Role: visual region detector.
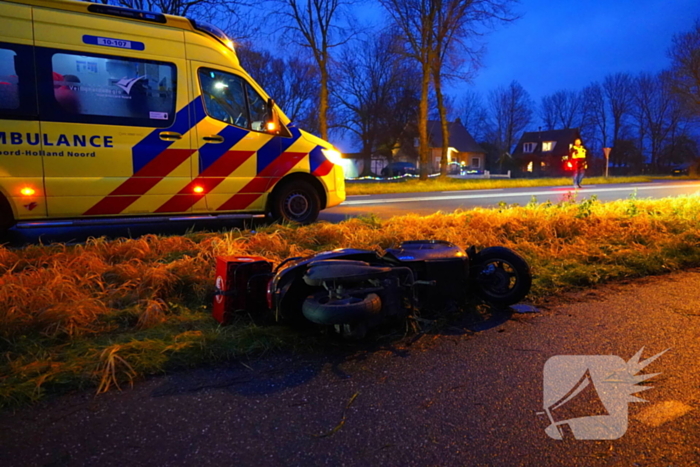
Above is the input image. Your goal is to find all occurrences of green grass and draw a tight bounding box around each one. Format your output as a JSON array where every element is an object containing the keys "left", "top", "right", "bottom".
[
  {"left": 346, "top": 175, "right": 693, "bottom": 196},
  {"left": 3, "top": 193, "right": 700, "bottom": 407}
]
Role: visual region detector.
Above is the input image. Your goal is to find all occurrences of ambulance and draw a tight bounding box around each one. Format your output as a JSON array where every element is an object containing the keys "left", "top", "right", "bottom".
[{"left": 0, "top": 0, "right": 346, "bottom": 233}]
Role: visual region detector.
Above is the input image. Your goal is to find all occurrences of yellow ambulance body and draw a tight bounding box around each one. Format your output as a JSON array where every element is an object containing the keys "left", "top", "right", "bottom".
[{"left": 0, "top": 0, "right": 345, "bottom": 232}]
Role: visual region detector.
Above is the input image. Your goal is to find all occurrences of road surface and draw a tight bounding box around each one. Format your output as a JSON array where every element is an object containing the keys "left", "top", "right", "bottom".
[
  {"left": 3, "top": 180, "right": 699, "bottom": 245},
  {"left": 1, "top": 270, "right": 698, "bottom": 466},
  {"left": 319, "top": 180, "right": 700, "bottom": 222}
]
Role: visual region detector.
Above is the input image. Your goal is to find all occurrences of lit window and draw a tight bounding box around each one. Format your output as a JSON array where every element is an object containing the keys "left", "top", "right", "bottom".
[
  {"left": 523, "top": 142, "right": 536, "bottom": 153},
  {"left": 542, "top": 141, "right": 556, "bottom": 152},
  {"left": 526, "top": 161, "right": 533, "bottom": 172}
]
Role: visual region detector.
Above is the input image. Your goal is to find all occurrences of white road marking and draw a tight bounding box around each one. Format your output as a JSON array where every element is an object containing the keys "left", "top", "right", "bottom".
[
  {"left": 342, "top": 184, "right": 700, "bottom": 206},
  {"left": 440, "top": 189, "right": 505, "bottom": 194}
]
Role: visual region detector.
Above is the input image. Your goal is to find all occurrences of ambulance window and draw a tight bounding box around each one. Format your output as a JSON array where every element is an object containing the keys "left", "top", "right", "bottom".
[
  {"left": 0, "top": 44, "right": 37, "bottom": 119},
  {"left": 246, "top": 85, "right": 268, "bottom": 132},
  {"left": 199, "top": 69, "right": 249, "bottom": 128},
  {"left": 37, "top": 49, "right": 176, "bottom": 127},
  {"left": 0, "top": 49, "right": 19, "bottom": 110}
]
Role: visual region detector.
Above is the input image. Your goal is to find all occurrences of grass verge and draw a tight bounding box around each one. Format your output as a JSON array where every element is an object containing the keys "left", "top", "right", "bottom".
[
  {"left": 2, "top": 193, "right": 700, "bottom": 407},
  {"left": 345, "top": 175, "right": 693, "bottom": 196}
]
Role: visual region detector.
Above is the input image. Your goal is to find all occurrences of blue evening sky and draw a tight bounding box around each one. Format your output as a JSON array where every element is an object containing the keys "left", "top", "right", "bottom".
[
  {"left": 462, "top": 0, "right": 700, "bottom": 104},
  {"left": 336, "top": 1, "right": 700, "bottom": 151},
  {"left": 353, "top": 0, "right": 700, "bottom": 107}
]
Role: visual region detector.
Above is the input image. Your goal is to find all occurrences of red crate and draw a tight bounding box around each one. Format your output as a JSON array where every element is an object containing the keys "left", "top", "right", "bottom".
[{"left": 213, "top": 256, "right": 273, "bottom": 324}]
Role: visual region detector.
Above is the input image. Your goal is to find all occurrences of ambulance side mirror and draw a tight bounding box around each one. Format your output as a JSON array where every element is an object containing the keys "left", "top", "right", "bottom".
[{"left": 266, "top": 98, "right": 280, "bottom": 134}]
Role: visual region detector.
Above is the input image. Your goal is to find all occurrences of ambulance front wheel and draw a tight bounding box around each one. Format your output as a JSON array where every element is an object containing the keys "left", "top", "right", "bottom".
[{"left": 270, "top": 180, "right": 320, "bottom": 224}]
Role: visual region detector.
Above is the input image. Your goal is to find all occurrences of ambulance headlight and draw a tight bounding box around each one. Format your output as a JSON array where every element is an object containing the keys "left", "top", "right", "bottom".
[{"left": 322, "top": 148, "right": 343, "bottom": 165}]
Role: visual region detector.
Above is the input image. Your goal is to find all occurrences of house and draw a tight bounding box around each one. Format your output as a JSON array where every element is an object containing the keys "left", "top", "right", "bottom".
[
  {"left": 426, "top": 119, "right": 486, "bottom": 173},
  {"left": 512, "top": 128, "right": 583, "bottom": 176}
]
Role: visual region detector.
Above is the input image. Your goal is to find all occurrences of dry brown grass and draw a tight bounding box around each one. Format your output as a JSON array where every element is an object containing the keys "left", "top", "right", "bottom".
[
  {"left": 345, "top": 175, "right": 670, "bottom": 196},
  {"left": 2, "top": 195, "right": 700, "bottom": 343},
  {"left": 2, "top": 193, "right": 700, "bottom": 406}
]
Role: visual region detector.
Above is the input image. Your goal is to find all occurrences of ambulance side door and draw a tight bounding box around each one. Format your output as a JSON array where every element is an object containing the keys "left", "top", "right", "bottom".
[
  {"left": 33, "top": 9, "right": 193, "bottom": 218},
  {"left": 189, "top": 64, "right": 279, "bottom": 213},
  {"left": 0, "top": 3, "right": 46, "bottom": 221}
]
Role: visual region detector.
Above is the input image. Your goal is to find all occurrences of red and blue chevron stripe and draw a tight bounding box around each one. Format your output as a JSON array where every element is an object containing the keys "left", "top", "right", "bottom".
[{"left": 84, "top": 99, "right": 204, "bottom": 216}]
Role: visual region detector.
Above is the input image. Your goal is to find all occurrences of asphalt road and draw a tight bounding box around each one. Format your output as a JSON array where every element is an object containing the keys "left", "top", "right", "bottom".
[
  {"left": 2, "top": 270, "right": 698, "bottom": 466},
  {"left": 319, "top": 180, "right": 700, "bottom": 222},
  {"left": 4, "top": 180, "right": 700, "bottom": 246}
]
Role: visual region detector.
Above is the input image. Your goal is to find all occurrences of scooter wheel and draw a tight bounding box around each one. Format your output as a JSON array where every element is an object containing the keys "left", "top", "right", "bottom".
[
  {"left": 302, "top": 292, "right": 381, "bottom": 325},
  {"left": 472, "top": 247, "right": 532, "bottom": 307}
]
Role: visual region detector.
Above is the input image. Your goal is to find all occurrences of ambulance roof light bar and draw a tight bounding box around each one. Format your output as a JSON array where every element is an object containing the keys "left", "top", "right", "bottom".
[{"left": 87, "top": 4, "right": 167, "bottom": 24}]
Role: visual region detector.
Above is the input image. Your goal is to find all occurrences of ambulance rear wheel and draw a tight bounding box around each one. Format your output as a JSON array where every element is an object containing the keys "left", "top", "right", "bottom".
[{"left": 270, "top": 181, "right": 320, "bottom": 224}]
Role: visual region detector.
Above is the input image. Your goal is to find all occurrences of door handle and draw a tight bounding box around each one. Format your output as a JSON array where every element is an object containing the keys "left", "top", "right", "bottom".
[
  {"left": 203, "top": 135, "right": 225, "bottom": 143},
  {"left": 159, "top": 132, "right": 182, "bottom": 141}
]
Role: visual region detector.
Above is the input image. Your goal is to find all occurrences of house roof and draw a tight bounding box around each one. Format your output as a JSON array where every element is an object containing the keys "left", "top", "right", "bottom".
[
  {"left": 512, "top": 128, "right": 582, "bottom": 158},
  {"left": 427, "top": 120, "right": 485, "bottom": 154}
]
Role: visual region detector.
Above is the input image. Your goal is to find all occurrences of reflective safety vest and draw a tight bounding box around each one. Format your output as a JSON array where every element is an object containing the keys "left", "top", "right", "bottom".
[{"left": 570, "top": 144, "right": 587, "bottom": 160}]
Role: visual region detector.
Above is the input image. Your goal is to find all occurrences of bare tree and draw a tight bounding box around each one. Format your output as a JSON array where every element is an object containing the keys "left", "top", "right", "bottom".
[
  {"left": 91, "top": 0, "right": 258, "bottom": 40},
  {"left": 93, "top": 0, "right": 222, "bottom": 16},
  {"left": 381, "top": 0, "right": 516, "bottom": 177},
  {"left": 272, "top": 0, "right": 353, "bottom": 140},
  {"left": 632, "top": 72, "right": 687, "bottom": 169},
  {"left": 668, "top": 19, "right": 700, "bottom": 116},
  {"left": 581, "top": 83, "right": 608, "bottom": 148},
  {"left": 379, "top": 0, "right": 436, "bottom": 179},
  {"left": 603, "top": 73, "right": 634, "bottom": 148},
  {"left": 613, "top": 139, "right": 645, "bottom": 172},
  {"left": 578, "top": 74, "right": 634, "bottom": 167},
  {"left": 539, "top": 90, "right": 581, "bottom": 130},
  {"left": 237, "top": 46, "right": 319, "bottom": 128},
  {"left": 660, "top": 134, "right": 699, "bottom": 166},
  {"left": 457, "top": 89, "right": 489, "bottom": 142},
  {"left": 539, "top": 94, "right": 558, "bottom": 131},
  {"left": 433, "top": 1, "right": 516, "bottom": 175},
  {"left": 487, "top": 80, "right": 533, "bottom": 157},
  {"left": 334, "top": 32, "right": 420, "bottom": 176}
]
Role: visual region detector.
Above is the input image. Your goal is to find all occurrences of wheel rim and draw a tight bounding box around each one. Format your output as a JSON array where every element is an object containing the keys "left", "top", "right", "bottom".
[
  {"left": 478, "top": 260, "right": 518, "bottom": 296},
  {"left": 284, "top": 191, "right": 310, "bottom": 219}
]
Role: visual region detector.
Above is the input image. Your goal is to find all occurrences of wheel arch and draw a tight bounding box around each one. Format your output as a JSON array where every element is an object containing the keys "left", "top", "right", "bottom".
[{"left": 267, "top": 172, "right": 328, "bottom": 212}]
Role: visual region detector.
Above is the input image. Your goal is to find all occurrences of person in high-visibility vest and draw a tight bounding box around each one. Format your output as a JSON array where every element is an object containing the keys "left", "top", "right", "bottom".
[{"left": 565, "top": 138, "right": 587, "bottom": 188}]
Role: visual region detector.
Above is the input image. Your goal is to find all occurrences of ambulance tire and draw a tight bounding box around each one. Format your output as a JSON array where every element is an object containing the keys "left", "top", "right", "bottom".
[
  {"left": 270, "top": 180, "right": 320, "bottom": 225},
  {"left": 0, "top": 194, "right": 14, "bottom": 234}
]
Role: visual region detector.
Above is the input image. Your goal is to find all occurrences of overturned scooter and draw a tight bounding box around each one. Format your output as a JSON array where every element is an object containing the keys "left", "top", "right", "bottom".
[{"left": 214, "top": 240, "right": 532, "bottom": 339}]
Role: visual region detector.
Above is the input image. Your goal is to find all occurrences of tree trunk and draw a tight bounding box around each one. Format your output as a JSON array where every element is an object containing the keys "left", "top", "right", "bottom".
[
  {"left": 418, "top": 61, "right": 431, "bottom": 180},
  {"left": 319, "top": 60, "right": 329, "bottom": 140},
  {"left": 433, "top": 69, "right": 449, "bottom": 177},
  {"left": 361, "top": 139, "right": 373, "bottom": 177}
]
